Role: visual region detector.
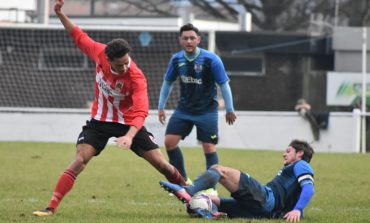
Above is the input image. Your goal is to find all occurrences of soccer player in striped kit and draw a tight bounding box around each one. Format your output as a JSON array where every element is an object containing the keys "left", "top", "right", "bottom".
[
  {"left": 33, "top": 0, "right": 186, "bottom": 216},
  {"left": 158, "top": 23, "right": 237, "bottom": 190}
]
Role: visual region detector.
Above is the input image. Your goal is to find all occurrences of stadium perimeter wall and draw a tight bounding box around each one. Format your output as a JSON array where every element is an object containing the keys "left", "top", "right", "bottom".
[{"left": 0, "top": 109, "right": 360, "bottom": 153}]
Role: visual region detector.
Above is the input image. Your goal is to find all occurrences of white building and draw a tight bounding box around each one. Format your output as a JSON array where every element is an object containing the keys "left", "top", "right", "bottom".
[{"left": 0, "top": 0, "right": 37, "bottom": 23}]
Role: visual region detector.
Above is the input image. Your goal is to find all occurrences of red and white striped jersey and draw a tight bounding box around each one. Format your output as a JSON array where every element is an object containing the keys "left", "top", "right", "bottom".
[{"left": 70, "top": 26, "right": 148, "bottom": 129}]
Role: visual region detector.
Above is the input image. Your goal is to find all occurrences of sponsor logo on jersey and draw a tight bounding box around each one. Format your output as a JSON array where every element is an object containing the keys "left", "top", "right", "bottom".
[
  {"left": 194, "top": 63, "right": 203, "bottom": 73},
  {"left": 97, "top": 75, "right": 126, "bottom": 99},
  {"left": 178, "top": 62, "right": 186, "bottom": 67},
  {"left": 115, "top": 81, "right": 124, "bottom": 92},
  {"left": 180, "top": 75, "right": 202, "bottom": 84}
]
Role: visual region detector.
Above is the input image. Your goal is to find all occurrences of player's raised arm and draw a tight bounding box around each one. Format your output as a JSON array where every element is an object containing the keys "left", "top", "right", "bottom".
[{"left": 54, "top": 0, "right": 75, "bottom": 33}]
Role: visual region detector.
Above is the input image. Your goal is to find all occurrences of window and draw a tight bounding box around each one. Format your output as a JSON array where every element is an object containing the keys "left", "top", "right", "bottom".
[{"left": 221, "top": 54, "right": 265, "bottom": 76}]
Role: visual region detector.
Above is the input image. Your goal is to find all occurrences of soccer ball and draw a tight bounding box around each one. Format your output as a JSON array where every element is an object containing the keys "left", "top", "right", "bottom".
[{"left": 189, "top": 192, "right": 213, "bottom": 212}]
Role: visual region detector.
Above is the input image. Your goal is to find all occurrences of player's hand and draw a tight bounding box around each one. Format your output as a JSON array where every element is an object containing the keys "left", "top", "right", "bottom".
[
  {"left": 115, "top": 135, "right": 133, "bottom": 150},
  {"left": 225, "top": 112, "right": 236, "bottom": 125},
  {"left": 284, "top": 209, "right": 301, "bottom": 222},
  {"left": 54, "top": 0, "right": 64, "bottom": 14},
  {"left": 158, "top": 109, "right": 166, "bottom": 125}
]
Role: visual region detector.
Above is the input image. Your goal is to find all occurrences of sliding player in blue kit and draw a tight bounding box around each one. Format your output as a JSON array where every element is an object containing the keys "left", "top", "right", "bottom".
[
  {"left": 160, "top": 139, "right": 315, "bottom": 222},
  {"left": 158, "top": 23, "right": 237, "bottom": 189}
]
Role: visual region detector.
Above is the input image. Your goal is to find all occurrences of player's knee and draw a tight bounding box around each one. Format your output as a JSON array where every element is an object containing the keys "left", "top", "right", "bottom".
[
  {"left": 202, "top": 143, "right": 216, "bottom": 153},
  {"left": 164, "top": 141, "right": 177, "bottom": 150},
  {"left": 209, "top": 164, "right": 223, "bottom": 172},
  {"left": 164, "top": 135, "right": 181, "bottom": 149},
  {"left": 75, "top": 154, "right": 89, "bottom": 166},
  {"left": 69, "top": 156, "right": 88, "bottom": 174}
]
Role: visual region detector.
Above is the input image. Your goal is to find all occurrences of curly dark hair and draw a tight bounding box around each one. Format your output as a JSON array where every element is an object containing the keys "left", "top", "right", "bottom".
[
  {"left": 179, "top": 23, "right": 200, "bottom": 36},
  {"left": 289, "top": 139, "right": 315, "bottom": 163},
  {"left": 104, "top": 39, "right": 131, "bottom": 61}
]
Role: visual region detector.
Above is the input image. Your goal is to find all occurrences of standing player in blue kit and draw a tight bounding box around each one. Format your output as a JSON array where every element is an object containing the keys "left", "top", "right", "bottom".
[{"left": 158, "top": 23, "right": 237, "bottom": 189}]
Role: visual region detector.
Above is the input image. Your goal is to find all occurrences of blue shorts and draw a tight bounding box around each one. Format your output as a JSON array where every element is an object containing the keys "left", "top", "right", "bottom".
[
  {"left": 165, "top": 109, "right": 218, "bottom": 144},
  {"left": 219, "top": 172, "right": 275, "bottom": 219}
]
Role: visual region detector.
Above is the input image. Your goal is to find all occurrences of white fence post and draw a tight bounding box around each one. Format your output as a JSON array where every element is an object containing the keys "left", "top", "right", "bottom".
[{"left": 353, "top": 108, "right": 362, "bottom": 153}]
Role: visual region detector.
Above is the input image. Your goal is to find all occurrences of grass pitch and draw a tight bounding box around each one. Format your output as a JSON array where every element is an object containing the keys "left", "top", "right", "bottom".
[{"left": 0, "top": 141, "right": 370, "bottom": 223}]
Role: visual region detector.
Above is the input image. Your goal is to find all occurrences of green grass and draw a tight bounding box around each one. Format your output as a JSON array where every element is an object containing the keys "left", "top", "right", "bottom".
[{"left": 1, "top": 141, "right": 370, "bottom": 223}]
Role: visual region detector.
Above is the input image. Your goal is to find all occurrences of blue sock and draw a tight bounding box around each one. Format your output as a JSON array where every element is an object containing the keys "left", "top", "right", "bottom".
[
  {"left": 186, "top": 168, "right": 221, "bottom": 196},
  {"left": 167, "top": 147, "right": 187, "bottom": 179},
  {"left": 205, "top": 152, "right": 219, "bottom": 170}
]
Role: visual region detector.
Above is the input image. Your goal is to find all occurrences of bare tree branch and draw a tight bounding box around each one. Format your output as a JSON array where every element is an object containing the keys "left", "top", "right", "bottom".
[
  {"left": 90, "top": 0, "right": 369, "bottom": 31},
  {"left": 123, "top": 0, "right": 174, "bottom": 16},
  {"left": 215, "top": 0, "right": 239, "bottom": 20},
  {"left": 190, "top": 0, "right": 228, "bottom": 19}
]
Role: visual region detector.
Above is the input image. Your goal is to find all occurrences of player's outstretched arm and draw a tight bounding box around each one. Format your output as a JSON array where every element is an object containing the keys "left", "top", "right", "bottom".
[
  {"left": 54, "top": 0, "right": 75, "bottom": 33},
  {"left": 220, "top": 82, "right": 236, "bottom": 125},
  {"left": 283, "top": 209, "right": 301, "bottom": 222},
  {"left": 284, "top": 183, "right": 314, "bottom": 222},
  {"left": 225, "top": 112, "right": 236, "bottom": 125},
  {"left": 115, "top": 126, "right": 138, "bottom": 150},
  {"left": 158, "top": 80, "right": 174, "bottom": 125},
  {"left": 158, "top": 109, "right": 166, "bottom": 125}
]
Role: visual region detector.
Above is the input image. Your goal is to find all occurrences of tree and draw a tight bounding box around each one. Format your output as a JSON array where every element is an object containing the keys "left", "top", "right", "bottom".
[
  {"left": 340, "top": 0, "right": 370, "bottom": 26},
  {"left": 83, "top": 0, "right": 370, "bottom": 31}
]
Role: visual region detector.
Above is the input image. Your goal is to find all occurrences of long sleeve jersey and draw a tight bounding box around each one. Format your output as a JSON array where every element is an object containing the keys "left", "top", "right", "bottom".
[{"left": 70, "top": 26, "right": 148, "bottom": 129}]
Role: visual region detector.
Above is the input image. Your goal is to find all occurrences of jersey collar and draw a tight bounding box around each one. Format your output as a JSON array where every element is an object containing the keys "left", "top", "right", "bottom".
[{"left": 184, "top": 47, "right": 201, "bottom": 62}]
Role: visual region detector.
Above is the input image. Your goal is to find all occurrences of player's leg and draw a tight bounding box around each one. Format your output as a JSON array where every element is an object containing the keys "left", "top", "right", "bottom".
[
  {"left": 32, "top": 144, "right": 97, "bottom": 216},
  {"left": 218, "top": 197, "right": 258, "bottom": 218},
  {"left": 164, "top": 111, "right": 193, "bottom": 180},
  {"left": 195, "top": 111, "right": 219, "bottom": 170},
  {"left": 164, "top": 134, "right": 184, "bottom": 176},
  {"left": 158, "top": 167, "right": 222, "bottom": 204},
  {"left": 140, "top": 148, "right": 187, "bottom": 186},
  {"left": 210, "top": 165, "right": 241, "bottom": 193},
  {"left": 158, "top": 165, "right": 224, "bottom": 203},
  {"left": 202, "top": 143, "right": 218, "bottom": 169},
  {"left": 184, "top": 167, "right": 222, "bottom": 195},
  {"left": 33, "top": 119, "right": 109, "bottom": 216},
  {"left": 214, "top": 165, "right": 274, "bottom": 217},
  {"left": 188, "top": 165, "right": 273, "bottom": 218},
  {"left": 49, "top": 144, "right": 96, "bottom": 210},
  {"left": 132, "top": 127, "right": 187, "bottom": 186},
  {"left": 192, "top": 111, "right": 218, "bottom": 194}
]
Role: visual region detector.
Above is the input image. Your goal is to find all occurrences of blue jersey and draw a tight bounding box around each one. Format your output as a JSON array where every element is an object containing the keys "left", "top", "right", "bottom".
[
  {"left": 164, "top": 48, "right": 229, "bottom": 114},
  {"left": 266, "top": 160, "right": 314, "bottom": 216}
]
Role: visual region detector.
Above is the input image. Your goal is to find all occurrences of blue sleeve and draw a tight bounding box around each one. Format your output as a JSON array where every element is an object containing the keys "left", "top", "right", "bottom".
[
  {"left": 158, "top": 80, "right": 174, "bottom": 110},
  {"left": 210, "top": 54, "right": 229, "bottom": 84},
  {"left": 220, "top": 82, "right": 235, "bottom": 112},
  {"left": 293, "top": 161, "right": 314, "bottom": 216},
  {"left": 164, "top": 55, "right": 178, "bottom": 82},
  {"left": 294, "top": 183, "right": 314, "bottom": 215},
  {"left": 294, "top": 161, "right": 314, "bottom": 181}
]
